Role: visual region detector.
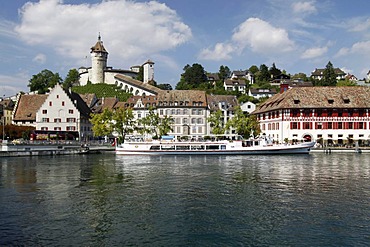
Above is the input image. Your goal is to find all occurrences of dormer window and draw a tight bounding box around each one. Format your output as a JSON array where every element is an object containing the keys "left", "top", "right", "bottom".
[
  {"left": 328, "top": 99, "right": 334, "bottom": 104},
  {"left": 343, "top": 98, "right": 350, "bottom": 104}
]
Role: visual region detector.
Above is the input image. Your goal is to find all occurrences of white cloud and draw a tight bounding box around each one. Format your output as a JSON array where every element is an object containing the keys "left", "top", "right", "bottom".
[
  {"left": 198, "top": 43, "right": 235, "bottom": 61},
  {"left": 15, "top": 0, "right": 192, "bottom": 62},
  {"left": 197, "top": 17, "right": 294, "bottom": 61},
  {"left": 232, "top": 18, "right": 295, "bottom": 54},
  {"left": 0, "top": 73, "right": 29, "bottom": 96},
  {"left": 301, "top": 46, "right": 328, "bottom": 59},
  {"left": 291, "top": 1, "right": 317, "bottom": 15},
  {"left": 348, "top": 18, "right": 370, "bottom": 32},
  {"left": 32, "top": 53, "right": 46, "bottom": 64},
  {"left": 336, "top": 41, "right": 370, "bottom": 57}
]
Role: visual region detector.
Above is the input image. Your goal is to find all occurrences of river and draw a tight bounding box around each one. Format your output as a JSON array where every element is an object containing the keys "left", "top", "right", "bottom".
[{"left": 0, "top": 153, "right": 369, "bottom": 246}]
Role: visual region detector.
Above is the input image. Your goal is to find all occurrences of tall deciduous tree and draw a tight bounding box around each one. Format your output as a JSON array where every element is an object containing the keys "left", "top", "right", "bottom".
[
  {"left": 90, "top": 108, "right": 136, "bottom": 142},
  {"left": 63, "top": 69, "right": 80, "bottom": 89},
  {"left": 176, "top": 63, "right": 207, "bottom": 89},
  {"left": 208, "top": 110, "right": 225, "bottom": 135},
  {"left": 218, "top": 65, "right": 231, "bottom": 81},
  {"left": 28, "top": 69, "right": 62, "bottom": 94},
  {"left": 226, "top": 107, "right": 261, "bottom": 138}
]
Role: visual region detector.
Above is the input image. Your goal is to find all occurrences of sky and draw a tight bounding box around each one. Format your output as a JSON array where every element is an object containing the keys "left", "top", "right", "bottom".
[{"left": 1, "top": 0, "right": 370, "bottom": 97}]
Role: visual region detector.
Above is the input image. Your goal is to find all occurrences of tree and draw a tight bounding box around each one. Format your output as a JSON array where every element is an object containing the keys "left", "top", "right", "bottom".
[
  {"left": 269, "top": 63, "right": 282, "bottom": 78},
  {"left": 137, "top": 107, "right": 160, "bottom": 137},
  {"left": 158, "top": 115, "right": 174, "bottom": 136},
  {"left": 90, "top": 108, "right": 136, "bottom": 143},
  {"left": 225, "top": 107, "right": 261, "bottom": 138},
  {"left": 249, "top": 65, "right": 259, "bottom": 75},
  {"left": 90, "top": 108, "right": 114, "bottom": 138},
  {"left": 176, "top": 63, "right": 207, "bottom": 89},
  {"left": 136, "top": 66, "right": 144, "bottom": 82},
  {"left": 207, "top": 110, "right": 225, "bottom": 135},
  {"left": 112, "top": 108, "right": 136, "bottom": 142},
  {"left": 28, "top": 69, "right": 62, "bottom": 94},
  {"left": 256, "top": 64, "right": 270, "bottom": 84},
  {"left": 218, "top": 65, "right": 231, "bottom": 81},
  {"left": 291, "top": 72, "right": 309, "bottom": 81},
  {"left": 63, "top": 69, "right": 80, "bottom": 89},
  {"left": 320, "top": 61, "right": 337, "bottom": 86},
  {"left": 156, "top": 83, "right": 173, "bottom": 90}
]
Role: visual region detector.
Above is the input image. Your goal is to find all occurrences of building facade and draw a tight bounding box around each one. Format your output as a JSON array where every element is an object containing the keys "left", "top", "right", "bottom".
[
  {"left": 252, "top": 87, "right": 370, "bottom": 146},
  {"left": 34, "top": 84, "right": 92, "bottom": 141}
]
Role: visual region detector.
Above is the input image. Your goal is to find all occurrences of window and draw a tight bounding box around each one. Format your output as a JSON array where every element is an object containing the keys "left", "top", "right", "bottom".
[
  {"left": 183, "top": 109, "right": 188, "bottom": 115},
  {"left": 291, "top": 122, "right": 299, "bottom": 129},
  {"left": 198, "top": 109, "right": 203, "bottom": 115},
  {"left": 54, "top": 127, "right": 61, "bottom": 131},
  {"left": 66, "top": 126, "right": 76, "bottom": 131},
  {"left": 67, "top": 118, "right": 76, "bottom": 122},
  {"left": 62, "top": 101, "right": 65, "bottom": 106},
  {"left": 69, "top": 109, "right": 74, "bottom": 114},
  {"left": 56, "top": 95, "right": 59, "bottom": 99},
  {"left": 49, "top": 101, "right": 52, "bottom": 106},
  {"left": 54, "top": 118, "right": 61, "bottom": 123},
  {"left": 197, "top": 118, "right": 203, "bottom": 124},
  {"left": 42, "top": 109, "right": 47, "bottom": 114},
  {"left": 41, "top": 118, "right": 49, "bottom": 122},
  {"left": 41, "top": 127, "right": 48, "bottom": 130},
  {"left": 183, "top": 118, "right": 188, "bottom": 124}
]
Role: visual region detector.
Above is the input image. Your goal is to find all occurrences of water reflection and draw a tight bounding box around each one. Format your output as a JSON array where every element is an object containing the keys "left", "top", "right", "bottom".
[{"left": 0, "top": 153, "right": 369, "bottom": 246}]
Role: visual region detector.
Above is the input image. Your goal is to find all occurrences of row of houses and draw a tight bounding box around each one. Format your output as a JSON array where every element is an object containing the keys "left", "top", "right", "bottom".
[
  {"left": 5, "top": 83, "right": 370, "bottom": 146},
  {"left": 9, "top": 83, "right": 240, "bottom": 141}
]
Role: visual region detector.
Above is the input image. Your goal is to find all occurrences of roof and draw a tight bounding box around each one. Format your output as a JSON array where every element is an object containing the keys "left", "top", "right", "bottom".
[
  {"left": 253, "top": 86, "right": 370, "bottom": 114},
  {"left": 124, "top": 95, "right": 158, "bottom": 108},
  {"left": 13, "top": 94, "right": 48, "bottom": 121},
  {"left": 78, "top": 93, "right": 97, "bottom": 108},
  {"left": 207, "top": 94, "right": 239, "bottom": 111},
  {"left": 157, "top": 90, "right": 208, "bottom": 107},
  {"left": 224, "top": 79, "right": 246, "bottom": 86},
  {"left": 90, "top": 35, "right": 108, "bottom": 54},
  {"left": 114, "top": 74, "right": 163, "bottom": 95},
  {"left": 311, "top": 68, "right": 345, "bottom": 76}
]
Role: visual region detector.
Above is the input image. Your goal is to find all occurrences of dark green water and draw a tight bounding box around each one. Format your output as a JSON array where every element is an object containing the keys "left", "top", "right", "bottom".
[{"left": 0, "top": 153, "right": 369, "bottom": 246}]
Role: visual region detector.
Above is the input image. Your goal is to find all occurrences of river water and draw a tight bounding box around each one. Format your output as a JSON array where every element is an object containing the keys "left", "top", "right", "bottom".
[{"left": 0, "top": 153, "right": 369, "bottom": 246}]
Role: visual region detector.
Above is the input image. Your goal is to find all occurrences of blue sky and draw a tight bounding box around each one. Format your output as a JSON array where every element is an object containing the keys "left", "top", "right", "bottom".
[{"left": 1, "top": 0, "right": 370, "bottom": 97}]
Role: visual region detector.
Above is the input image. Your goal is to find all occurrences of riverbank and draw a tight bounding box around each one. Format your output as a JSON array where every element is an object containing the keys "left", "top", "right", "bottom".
[
  {"left": 311, "top": 147, "right": 370, "bottom": 153},
  {"left": 0, "top": 143, "right": 115, "bottom": 157}
]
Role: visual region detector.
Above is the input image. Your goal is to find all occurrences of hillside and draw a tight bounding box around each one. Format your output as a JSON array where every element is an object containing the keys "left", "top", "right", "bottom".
[{"left": 72, "top": 83, "right": 131, "bottom": 101}]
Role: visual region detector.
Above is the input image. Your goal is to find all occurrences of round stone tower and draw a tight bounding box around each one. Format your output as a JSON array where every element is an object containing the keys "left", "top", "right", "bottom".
[{"left": 90, "top": 34, "right": 108, "bottom": 84}]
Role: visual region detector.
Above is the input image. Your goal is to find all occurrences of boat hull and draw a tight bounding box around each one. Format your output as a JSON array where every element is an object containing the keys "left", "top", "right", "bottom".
[{"left": 116, "top": 141, "right": 315, "bottom": 155}]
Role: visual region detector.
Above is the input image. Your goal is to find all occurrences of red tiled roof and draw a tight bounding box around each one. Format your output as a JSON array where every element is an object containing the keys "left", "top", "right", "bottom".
[
  {"left": 13, "top": 94, "right": 48, "bottom": 121},
  {"left": 253, "top": 86, "right": 370, "bottom": 114}
]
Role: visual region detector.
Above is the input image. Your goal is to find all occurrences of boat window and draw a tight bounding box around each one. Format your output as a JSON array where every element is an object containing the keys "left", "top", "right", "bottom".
[
  {"left": 191, "top": 145, "right": 204, "bottom": 150},
  {"left": 176, "top": 145, "right": 190, "bottom": 150},
  {"left": 206, "top": 145, "right": 219, "bottom": 150},
  {"left": 150, "top": 145, "right": 160, "bottom": 150}
]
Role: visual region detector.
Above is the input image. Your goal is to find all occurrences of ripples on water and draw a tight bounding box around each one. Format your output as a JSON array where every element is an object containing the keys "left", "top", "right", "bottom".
[{"left": 0, "top": 153, "right": 369, "bottom": 246}]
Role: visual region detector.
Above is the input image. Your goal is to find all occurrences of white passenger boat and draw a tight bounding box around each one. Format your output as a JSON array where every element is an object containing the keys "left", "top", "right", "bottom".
[{"left": 115, "top": 136, "right": 315, "bottom": 155}]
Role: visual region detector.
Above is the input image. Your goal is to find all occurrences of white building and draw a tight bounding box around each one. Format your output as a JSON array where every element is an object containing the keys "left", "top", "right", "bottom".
[
  {"left": 252, "top": 87, "right": 370, "bottom": 146},
  {"left": 34, "top": 84, "right": 92, "bottom": 141}
]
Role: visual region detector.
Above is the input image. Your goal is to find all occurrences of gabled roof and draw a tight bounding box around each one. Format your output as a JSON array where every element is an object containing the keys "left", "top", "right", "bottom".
[
  {"left": 124, "top": 95, "right": 158, "bottom": 109},
  {"left": 253, "top": 86, "right": 370, "bottom": 114},
  {"left": 224, "top": 79, "right": 246, "bottom": 86},
  {"left": 13, "top": 94, "right": 48, "bottom": 121},
  {"left": 311, "top": 68, "right": 345, "bottom": 76}
]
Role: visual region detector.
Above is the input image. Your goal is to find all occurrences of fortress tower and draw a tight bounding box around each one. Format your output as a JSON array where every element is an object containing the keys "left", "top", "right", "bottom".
[{"left": 90, "top": 34, "right": 108, "bottom": 84}]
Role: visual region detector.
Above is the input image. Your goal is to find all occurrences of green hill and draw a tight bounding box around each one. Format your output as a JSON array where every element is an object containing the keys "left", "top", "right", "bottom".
[{"left": 72, "top": 83, "right": 131, "bottom": 101}]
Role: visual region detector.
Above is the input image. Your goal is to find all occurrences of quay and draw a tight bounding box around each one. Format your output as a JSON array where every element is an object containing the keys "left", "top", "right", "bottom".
[{"left": 0, "top": 142, "right": 115, "bottom": 157}]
